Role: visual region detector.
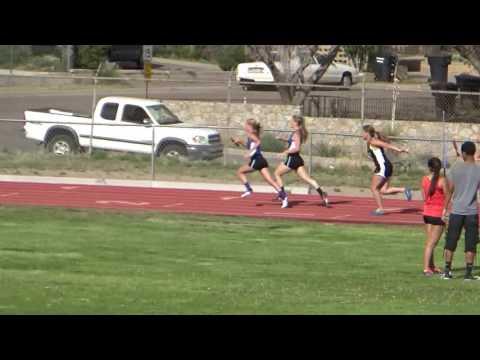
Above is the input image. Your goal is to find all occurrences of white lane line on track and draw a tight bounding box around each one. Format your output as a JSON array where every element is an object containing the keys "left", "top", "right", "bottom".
[
  {"left": 0, "top": 192, "right": 19, "bottom": 197},
  {"left": 162, "top": 203, "right": 184, "bottom": 208},
  {"left": 60, "top": 186, "right": 79, "bottom": 190},
  {"left": 221, "top": 196, "right": 241, "bottom": 201},
  {"left": 96, "top": 200, "right": 150, "bottom": 206},
  {"left": 264, "top": 212, "right": 315, "bottom": 217},
  {"left": 330, "top": 215, "right": 352, "bottom": 220}
]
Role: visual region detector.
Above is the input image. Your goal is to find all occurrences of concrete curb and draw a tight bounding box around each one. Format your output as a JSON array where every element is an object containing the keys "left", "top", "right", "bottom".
[{"left": 0, "top": 174, "right": 310, "bottom": 195}]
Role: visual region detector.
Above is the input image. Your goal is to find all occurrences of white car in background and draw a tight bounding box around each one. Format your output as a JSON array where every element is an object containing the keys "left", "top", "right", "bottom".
[{"left": 236, "top": 57, "right": 360, "bottom": 89}]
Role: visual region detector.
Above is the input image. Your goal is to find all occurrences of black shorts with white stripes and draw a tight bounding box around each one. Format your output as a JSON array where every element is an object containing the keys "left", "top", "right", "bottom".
[
  {"left": 285, "top": 153, "right": 304, "bottom": 170},
  {"left": 249, "top": 155, "right": 269, "bottom": 171}
]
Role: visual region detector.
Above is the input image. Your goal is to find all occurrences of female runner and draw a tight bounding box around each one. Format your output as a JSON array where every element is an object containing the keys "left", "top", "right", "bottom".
[
  {"left": 231, "top": 119, "right": 288, "bottom": 204},
  {"left": 362, "top": 125, "right": 412, "bottom": 216},
  {"left": 274, "top": 115, "right": 329, "bottom": 209}
]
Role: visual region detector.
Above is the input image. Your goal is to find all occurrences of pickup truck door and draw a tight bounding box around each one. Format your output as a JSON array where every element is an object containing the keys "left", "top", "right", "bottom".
[{"left": 92, "top": 103, "right": 153, "bottom": 154}]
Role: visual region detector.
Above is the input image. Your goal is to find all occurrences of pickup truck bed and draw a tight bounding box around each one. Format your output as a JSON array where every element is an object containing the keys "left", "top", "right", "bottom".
[{"left": 28, "top": 108, "right": 90, "bottom": 118}]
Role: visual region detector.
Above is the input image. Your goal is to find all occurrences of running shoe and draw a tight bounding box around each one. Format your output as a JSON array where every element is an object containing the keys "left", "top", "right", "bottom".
[
  {"left": 370, "top": 209, "right": 385, "bottom": 216},
  {"left": 404, "top": 188, "right": 413, "bottom": 201},
  {"left": 430, "top": 267, "right": 443, "bottom": 274},
  {"left": 274, "top": 190, "right": 288, "bottom": 201},
  {"left": 319, "top": 191, "right": 330, "bottom": 207},
  {"left": 423, "top": 269, "right": 434, "bottom": 277},
  {"left": 464, "top": 274, "right": 480, "bottom": 281},
  {"left": 441, "top": 271, "right": 453, "bottom": 280},
  {"left": 241, "top": 191, "right": 252, "bottom": 198},
  {"left": 281, "top": 197, "right": 289, "bottom": 209}
]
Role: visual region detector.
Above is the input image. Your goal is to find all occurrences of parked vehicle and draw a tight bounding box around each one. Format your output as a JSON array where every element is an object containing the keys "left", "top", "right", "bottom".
[
  {"left": 24, "top": 97, "right": 224, "bottom": 160},
  {"left": 236, "top": 57, "right": 360, "bottom": 90}
]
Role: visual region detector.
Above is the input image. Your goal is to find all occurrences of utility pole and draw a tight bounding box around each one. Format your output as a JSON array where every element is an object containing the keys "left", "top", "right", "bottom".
[
  {"left": 65, "top": 45, "right": 74, "bottom": 72},
  {"left": 9, "top": 45, "right": 14, "bottom": 75}
]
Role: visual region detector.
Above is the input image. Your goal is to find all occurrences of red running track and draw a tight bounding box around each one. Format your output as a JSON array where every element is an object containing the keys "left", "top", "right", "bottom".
[{"left": 0, "top": 181, "right": 424, "bottom": 225}]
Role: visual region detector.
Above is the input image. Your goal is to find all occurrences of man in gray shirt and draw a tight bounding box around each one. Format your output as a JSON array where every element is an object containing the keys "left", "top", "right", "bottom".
[{"left": 443, "top": 141, "right": 480, "bottom": 280}]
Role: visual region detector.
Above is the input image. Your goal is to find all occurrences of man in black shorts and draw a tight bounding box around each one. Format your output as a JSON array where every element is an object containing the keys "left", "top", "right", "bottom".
[{"left": 443, "top": 141, "right": 480, "bottom": 280}]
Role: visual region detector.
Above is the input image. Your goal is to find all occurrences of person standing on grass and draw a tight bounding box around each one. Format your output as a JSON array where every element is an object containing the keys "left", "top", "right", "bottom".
[
  {"left": 231, "top": 118, "right": 288, "bottom": 205},
  {"left": 274, "top": 115, "right": 329, "bottom": 209},
  {"left": 421, "top": 157, "right": 450, "bottom": 276},
  {"left": 442, "top": 141, "right": 480, "bottom": 281},
  {"left": 361, "top": 125, "right": 412, "bottom": 216}
]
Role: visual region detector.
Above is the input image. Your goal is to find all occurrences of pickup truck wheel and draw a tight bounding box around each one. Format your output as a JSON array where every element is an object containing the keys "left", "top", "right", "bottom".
[
  {"left": 160, "top": 144, "right": 187, "bottom": 158},
  {"left": 47, "top": 134, "right": 77, "bottom": 156}
]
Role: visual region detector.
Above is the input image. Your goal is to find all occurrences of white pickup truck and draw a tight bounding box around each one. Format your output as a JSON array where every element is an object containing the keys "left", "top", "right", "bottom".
[{"left": 24, "top": 96, "right": 224, "bottom": 160}]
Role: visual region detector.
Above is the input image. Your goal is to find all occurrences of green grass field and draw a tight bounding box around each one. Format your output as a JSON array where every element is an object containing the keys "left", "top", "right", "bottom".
[{"left": 0, "top": 206, "right": 478, "bottom": 315}]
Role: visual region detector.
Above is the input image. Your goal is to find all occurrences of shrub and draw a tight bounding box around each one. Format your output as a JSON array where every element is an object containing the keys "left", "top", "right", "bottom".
[
  {"left": 75, "top": 45, "right": 110, "bottom": 70},
  {"left": 31, "top": 45, "right": 61, "bottom": 57},
  {"left": 261, "top": 133, "right": 285, "bottom": 153},
  {"left": 0, "top": 45, "right": 32, "bottom": 67},
  {"left": 21, "top": 55, "right": 62, "bottom": 72},
  {"left": 312, "top": 142, "right": 344, "bottom": 158},
  {"left": 214, "top": 46, "right": 248, "bottom": 71},
  {"left": 98, "top": 62, "right": 119, "bottom": 77},
  {"left": 154, "top": 45, "right": 209, "bottom": 61}
]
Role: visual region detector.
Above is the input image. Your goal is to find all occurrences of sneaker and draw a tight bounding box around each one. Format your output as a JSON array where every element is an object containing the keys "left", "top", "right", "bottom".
[
  {"left": 370, "top": 209, "right": 385, "bottom": 216},
  {"left": 241, "top": 191, "right": 252, "bottom": 198},
  {"left": 423, "top": 269, "right": 434, "bottom": 277},
  {"left": 320, "top": 191, "right": 330, "bottom": 207},
  {"left": 281, "top": 197, "right": 289, "bottom": 209},
  {"left": 274, "top": 189, "right": 287, "bottom": 201},
  {"left": 464, "top": 274, "right": 480, "bottom": 281},
  {"left": 404, "top": 188, "right": 413, "bottom": 201},
  {"left": 441, "top": 271, "right": 453, "bottom": 280},
  {"left": 430, "top": 267, "right": 443, "bottom": 274}
]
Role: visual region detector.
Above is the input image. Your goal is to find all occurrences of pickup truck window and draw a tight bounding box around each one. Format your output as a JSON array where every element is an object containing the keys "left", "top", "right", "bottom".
[
  {"left": 147, "top": 105, "right": 182, "bottom": 125},
  {"left": 122, "top": 105, "right": 150, "bottom": 124},
  {"left": 101, "top": 103, "right": 119, "bottom": 120}
]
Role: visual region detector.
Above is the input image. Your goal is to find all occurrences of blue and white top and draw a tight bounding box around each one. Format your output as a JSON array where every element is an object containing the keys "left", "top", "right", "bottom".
[
  {"left": 246, "top": 137, "right": 262, "bottom": 159},
  {"left": 287, "top": 132, "right": 300, "bottom": 154}
]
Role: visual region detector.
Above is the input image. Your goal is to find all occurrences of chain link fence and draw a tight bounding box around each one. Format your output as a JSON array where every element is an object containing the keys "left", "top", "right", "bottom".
[
  {"left": 0, "top": 70, "right": 477, "bottom": 189},
  {"left": 302, "top": 83, "right": 480, "bottom": 123}
]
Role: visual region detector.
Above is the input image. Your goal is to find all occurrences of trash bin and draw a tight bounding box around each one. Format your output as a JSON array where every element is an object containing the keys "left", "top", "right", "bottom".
[
  {"left": 428, "top": 56, "right": 451, "bottom": 84},
  {"left": 374, "top": 55, "right": 397, "bottom": 82},
  {"left": 455, "top": 73, "right": 480, "bottom": 108},
  {"left": 431, "top": 82, "right": 458, "bottom": 120}
]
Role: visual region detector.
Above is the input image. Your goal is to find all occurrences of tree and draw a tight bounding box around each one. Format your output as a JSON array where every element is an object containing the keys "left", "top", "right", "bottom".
[
  {"left": 453, "top": 45, "right": 480, "bottom": 75},
  {"left": 246, "top": 45, "right": 341, "bottom": 104},
  {"left": 343, "top": 45, "right": 380, "bottom": 72},
  {"left": 74, "top": 45, "right": 110, "bottom": 69},
  {"left": 215, "top": 45, "right": 249, "bottom": 71}
]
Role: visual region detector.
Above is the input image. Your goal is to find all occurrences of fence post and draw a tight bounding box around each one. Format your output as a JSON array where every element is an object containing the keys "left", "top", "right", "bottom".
[
  {"left": 360, "top": 75, "right": 366, "bottom": 122},
  {"left": 224, "top": 73, "right": 232, "bottom": 167},
  {"left": 359, "top": 77, "right": 366, "bottom": 161},
  {"left": 151, "top": 124, "right": 156, "bottom": 182},
  {"left": 89, "top": 77, "right": 97, "bottom": 157},
  {"left": 442, "top": 110, "right": 447, "bottom": 173},
  {"left": 391, "top": 83, "right": 399, "bottom": 131},
  {"left": 309, "top": 129, "right": 313, "bottom": 176}
]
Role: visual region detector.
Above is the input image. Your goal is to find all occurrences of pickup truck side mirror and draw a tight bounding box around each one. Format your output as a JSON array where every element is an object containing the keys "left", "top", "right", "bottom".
[{"left": 143, "top": 118, "right": 152, "bottom": 125}]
